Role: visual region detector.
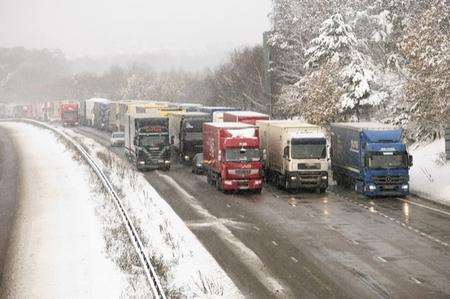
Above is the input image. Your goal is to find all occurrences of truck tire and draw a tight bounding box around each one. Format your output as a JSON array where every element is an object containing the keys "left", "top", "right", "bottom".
[
  {"left": 215, "top": 177, "right": 222, "bottom": 191},
  {"left": 253, "top": 188, "right": 262, "bottom": 194}
]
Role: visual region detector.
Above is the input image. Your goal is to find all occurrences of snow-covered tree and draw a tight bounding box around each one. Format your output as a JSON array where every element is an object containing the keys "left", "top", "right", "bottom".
[
  {"left": 401, "top": 0, "right": 450, "bottom": 141},
  {"left": 305, "top": 13, "right": 359, "bottom": 69}
]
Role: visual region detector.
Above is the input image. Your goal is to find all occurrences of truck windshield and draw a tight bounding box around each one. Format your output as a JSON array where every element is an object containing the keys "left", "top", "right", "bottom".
[
  {"left": 225, "top": 148, "right": 260, "bottom": 162},
  {"left": 63, "top": 111, "right": 77, "bottom": 120},
  {"left": 140, "top": 134, "right": 169, "bottom": 147},
  {"left": 183, "top": 119, "right": 207, "bottom": 132},
  {"left": 367, "top": 152, "right": 407, "bottom": 169},
  {"left": 291, "top": 138, "right": 326, "bottom": 159}
]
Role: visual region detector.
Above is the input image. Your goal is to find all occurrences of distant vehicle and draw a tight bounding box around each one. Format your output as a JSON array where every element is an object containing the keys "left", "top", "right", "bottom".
[
  {"left": 110, "top": 132, "right": 125, "bottom": 147},
  {"left": 169, "top": 112, "right": 211, "bottom": 162},
  {"left": 203, "top": 122, "right": 263, "bottom": 193},
  {"left": 257, "top": 120, "right": 328, "bottom": 192},
  {"left": 124, "top": 112, "right": 171, "bottom": 171},
  {"left": 192, "top": 153, "right": 206, "bottom": 174},
  {"left": 60, "top": 103, "right": 79, "bottom": 126},
  {"left": 330, "top": 122, "right": 413, "bottom": 197},
  {"left": 223, "top": 111, "right": 270, "bottom": 125}
]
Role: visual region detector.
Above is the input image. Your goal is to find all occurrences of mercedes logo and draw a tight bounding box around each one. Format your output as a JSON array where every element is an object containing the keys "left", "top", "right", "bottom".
[{"left": 386, "top": 176, "right": 392, "bottom": 183}]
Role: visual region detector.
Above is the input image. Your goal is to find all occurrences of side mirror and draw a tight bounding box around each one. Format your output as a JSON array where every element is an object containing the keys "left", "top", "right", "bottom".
[
  {"left": 262, "top": 149, "right": 267, "bottom": 160},
  {"left": 170, "top": 136, "right": 175, "bottom": 145},
  {"left": 133, "top": 137, "right": 138, "bottom": 146},
  {"left": 408, "top": 155, "right": 413, "bottom": 167}
]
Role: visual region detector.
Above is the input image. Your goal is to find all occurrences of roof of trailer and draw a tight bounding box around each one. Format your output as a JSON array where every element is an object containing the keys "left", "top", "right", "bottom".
[{"left": 331, "top": 122, "right": 397, "bottom": 131}]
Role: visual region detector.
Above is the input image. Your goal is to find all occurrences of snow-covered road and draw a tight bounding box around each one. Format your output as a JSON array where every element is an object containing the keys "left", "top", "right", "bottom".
[{"left": 0, "top": 123, "right": 127, "bottom": 297}]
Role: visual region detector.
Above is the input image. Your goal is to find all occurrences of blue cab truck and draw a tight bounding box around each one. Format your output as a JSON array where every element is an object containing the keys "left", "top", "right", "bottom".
[{"left": 330, "top": 122, "right": 413, "bottom": 197}]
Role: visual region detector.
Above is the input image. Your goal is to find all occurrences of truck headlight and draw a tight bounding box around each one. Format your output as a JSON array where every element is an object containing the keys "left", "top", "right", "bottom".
[
  {"left": 321, "top": 175, "right": 328, "bottom": 180},
  {"left": 368, "top": 184, "right": 376, "bottom": 191},
  {"left": 401, "top": 184, "right": 409, "bottom": 191},
  {"left": 184, "top": 155, "right": 190, "bottom": 161},
  {"left": 290, "top": 176, "right": 297, "bottom": 180},
  {"left": 139, "top": 161, "right": 145, "bottom": 165},
  {"left": 164, "top": 160, "right": 171, "bottom": 164}
]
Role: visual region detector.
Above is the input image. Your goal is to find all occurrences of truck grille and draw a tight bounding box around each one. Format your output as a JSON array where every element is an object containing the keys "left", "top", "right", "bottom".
[
  {"left": 298, "top": 171, "right": 322, "bottom": 180},
  {"left": 298, "top": 163, "right": 321, "bottom": 170},
  {"left": 373, "top": 176, "right": 406, "bottom": 185},
  {"left": 229, "top": 169, "right": 259, "bottom": 176}
]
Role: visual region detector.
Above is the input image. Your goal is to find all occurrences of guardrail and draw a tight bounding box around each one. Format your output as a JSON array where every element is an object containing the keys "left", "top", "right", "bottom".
[
  {"left": 446, "top": 126, "right": 450, "bottom": 161},
  {"left": 18, "top": 119, "right": 167, "bottom": 299}
]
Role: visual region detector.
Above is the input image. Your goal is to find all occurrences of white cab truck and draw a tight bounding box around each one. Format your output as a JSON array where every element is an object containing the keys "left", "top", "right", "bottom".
[{"left": 256, "top": 120, "right": 329, "bottom": 192}]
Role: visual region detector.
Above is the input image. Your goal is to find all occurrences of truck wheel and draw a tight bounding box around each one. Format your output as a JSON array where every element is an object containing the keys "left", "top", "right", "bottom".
[{"left": 216, "top": 178, "right": 222, "bottom": 191}]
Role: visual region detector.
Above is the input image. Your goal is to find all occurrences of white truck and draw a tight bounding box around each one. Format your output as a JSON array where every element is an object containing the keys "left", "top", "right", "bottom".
[{"left": 256, "top": 120, "right": 329, "bottom": 192}]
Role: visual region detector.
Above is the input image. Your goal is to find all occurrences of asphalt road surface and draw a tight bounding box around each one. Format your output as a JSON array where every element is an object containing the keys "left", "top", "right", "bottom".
[
  {"left": 0, "top": 125, "right": 20, "bottom": 287},
  {"left": 74, "top": 126, "right": 450, "bottom": 298}
]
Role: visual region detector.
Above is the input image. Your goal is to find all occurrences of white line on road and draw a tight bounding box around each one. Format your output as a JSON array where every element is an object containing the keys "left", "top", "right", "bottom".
[
  {"left": 272, "top": 241, "right": 279, "bottom": 246},
  {"left": 156, "top": 171, "right": 291, "bottom": 297},
  {"left": 290, "top": 257, "right": 298, "bottom": 263},
  {"left": 376, "top": 256, "right": 387, "bottom": 263},
  {"left": 398, "top": 198, "right": 450, "bottom": 217},
  {"left": 410, "top": 276, "right": 422, "bottom": 284}
]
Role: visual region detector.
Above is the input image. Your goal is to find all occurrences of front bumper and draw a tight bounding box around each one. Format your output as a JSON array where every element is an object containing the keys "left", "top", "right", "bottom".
[
  {"left": 221, "top": 178, "right": 263, "bottom": 191},
  {"left": 137, "top": 159, "right": 170, "bottom": 170},
  {"left": 286, "top": 171, "right": 328, "bottom": 189},
  {"left": 362, "top": 183, "right": 409, "bottom": 197}
]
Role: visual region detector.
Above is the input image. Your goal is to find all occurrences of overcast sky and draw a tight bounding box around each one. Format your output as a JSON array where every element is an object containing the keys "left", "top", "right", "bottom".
[{"left": 0, "top": 0, "right": 272, "bottom": 58}]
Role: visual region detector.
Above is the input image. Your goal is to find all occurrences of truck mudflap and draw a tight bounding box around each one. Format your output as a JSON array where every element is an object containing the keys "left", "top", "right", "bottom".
[
  {"left": 221, "top": 178, "right": 263, "bottom": 191},
  {"left": 286, "top": 171, "right": 328, "bottom": 189}
]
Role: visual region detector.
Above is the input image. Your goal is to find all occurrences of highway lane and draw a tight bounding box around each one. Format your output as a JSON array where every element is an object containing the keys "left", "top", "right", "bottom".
[
  {"left": 0, "top": 125, "right": 20, "bottom": 287},
  {"left": 73, "top": 126, "right": 450, "bottom": 298}
]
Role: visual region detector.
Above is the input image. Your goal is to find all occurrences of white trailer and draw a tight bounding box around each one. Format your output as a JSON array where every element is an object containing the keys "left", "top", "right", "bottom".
[{"left": 256, "top": 120, "right": 329, "bottom": 192}]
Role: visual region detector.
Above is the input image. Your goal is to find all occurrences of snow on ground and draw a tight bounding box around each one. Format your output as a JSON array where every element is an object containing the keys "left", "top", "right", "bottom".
[
  {"left": 0, "top": 123, "right": 129, "bottom": 298},
  {"left": 65, "top": 129, "right": 242, "bottom": 298},
  {"left": 410, "top": 139, "right": 450, "bottom": 206}
]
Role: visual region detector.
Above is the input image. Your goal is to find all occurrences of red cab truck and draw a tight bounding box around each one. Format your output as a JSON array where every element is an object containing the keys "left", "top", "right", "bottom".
[
  {"left": 60, "top": 103, "right": 79, "bottom": 126},
  {"left": 203, "top": 122, "right": 263, "bottom": 193},
  {"left": 223, "top": 111, "right": 270, "bottom": 125}
]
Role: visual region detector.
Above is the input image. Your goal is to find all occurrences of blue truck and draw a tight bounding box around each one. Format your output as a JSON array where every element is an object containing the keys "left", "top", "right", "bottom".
[{"left": 330, "top": 122, "right": 413, "bottom": 197}]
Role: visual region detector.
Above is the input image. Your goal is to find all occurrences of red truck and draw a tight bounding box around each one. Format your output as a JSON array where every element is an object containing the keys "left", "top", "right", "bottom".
[
  {"left": 223, "top": 111, "right": 270, "bottom": 125},
  {"left": 203, "top": 122, "right": 263, "bottom": 193},
  {"left": 60, "top": 103, "right": 79, "bottom": 126}
]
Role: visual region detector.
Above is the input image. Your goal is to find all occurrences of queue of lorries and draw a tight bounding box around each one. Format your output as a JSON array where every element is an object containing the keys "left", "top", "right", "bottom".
[{"left": 0, "top": 99, "right": 413, "bottom": 197}]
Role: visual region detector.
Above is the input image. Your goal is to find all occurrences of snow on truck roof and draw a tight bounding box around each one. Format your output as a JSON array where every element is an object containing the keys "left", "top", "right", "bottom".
[
  {"left": 256, "top": 119, "right": 320, "bottom": 128},
  {"left": 169, "top": 111, "right": 209, "bottom": 117},
  {"left": 204, "top": 122, "right": 256, "bottom": 129},
  {"left": 225, "top": 111, "right": 269, "bottom": 117},
  {"left": 332, "top": 122, "right": 397, "bottom": 131},
  {"left": 85, "top": 98, "right": 112, "bottom": 104}
]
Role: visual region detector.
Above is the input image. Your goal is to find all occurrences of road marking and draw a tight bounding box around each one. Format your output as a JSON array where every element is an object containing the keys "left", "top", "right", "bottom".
[
  {"left": 329, "top": 190, "right": 449, "bottom": 248},
  {"left": 376, "top": 256, "right": 387, "bottom": 263},
  {"left": 398, "top": 198, "right": 450, "bottom": 216},
  {"left": 290, "top": 257, "right": 298, "bottom": 263},
  {"left": 272, "top": 241, "right": 279, "bottom": 246},
  {"left": 410, "top": 276, "right": 422, "bottom": 284},
  {"left": 226, "top": 204, "right": 231, "bottom": 208},
  {"left": 253, "top": 225, "right": 260, "bottom": 231},
  {"left": 156, "top": 171, "right": 292, "bottom": 297}
]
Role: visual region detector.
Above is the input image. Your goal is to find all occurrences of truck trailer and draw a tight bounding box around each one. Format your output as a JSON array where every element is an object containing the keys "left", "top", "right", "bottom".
[
  {"left": 330, "top": 122, "right": 412, "bottom": 197},
  {"left": 124, "top": 112, "right": 171, "bottom": 171},
  {"left": 223, "top": 111, "right": 270, "bottom": 125},
  {"left": 257, "top": 120, "right": 328, "bottom": 192},
  {"left": 60, "top": 103, "right": 79, "bottom": 126},
  {"left": 168, "top": 112, "right": 211, "bottom": 161},
  {"left": 203, "top": 122, "right": 263, "bottom": 193}
]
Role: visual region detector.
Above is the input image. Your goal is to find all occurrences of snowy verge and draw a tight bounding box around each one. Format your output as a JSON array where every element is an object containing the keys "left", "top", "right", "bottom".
[
  {"left": 0, "top": 123, "right": 130, "bottom": 298},
  {"left": 64, "top": 129, "right": 242, "bottom": 298},
  {"left": 410, "top": 139, "right": 450, "bottom": 206}
]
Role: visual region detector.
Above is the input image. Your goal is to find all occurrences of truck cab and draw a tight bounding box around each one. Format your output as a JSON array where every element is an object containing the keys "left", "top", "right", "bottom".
[
  {"left": 358, "top": 130, "right": 412, "bottom": 196},
  {"left": 282, "top": 134, "right": 329, "bottom": 191},
  {"left": 203, "top": 122, "right": 263, "bottom": 193}
]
